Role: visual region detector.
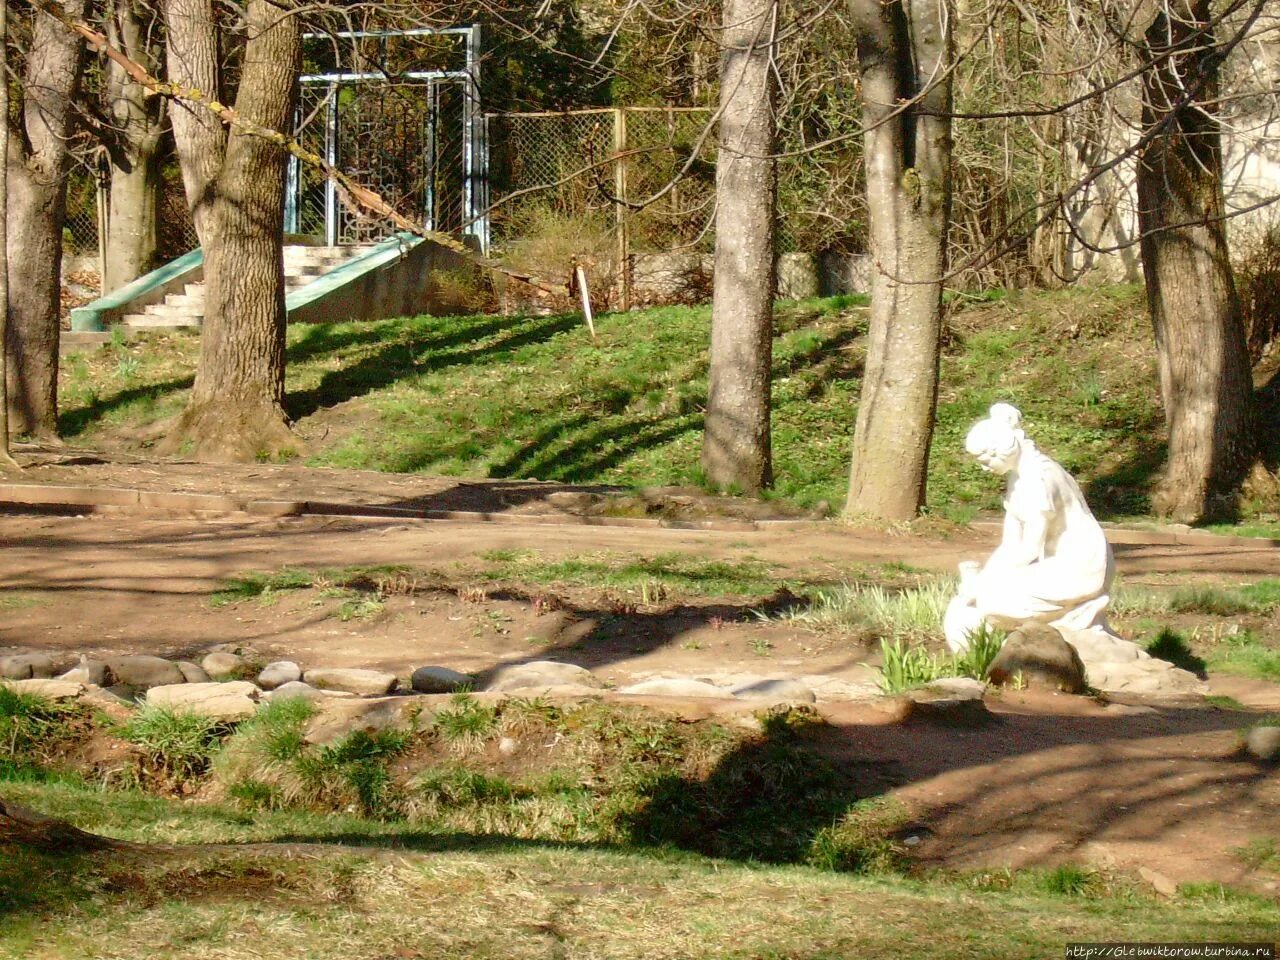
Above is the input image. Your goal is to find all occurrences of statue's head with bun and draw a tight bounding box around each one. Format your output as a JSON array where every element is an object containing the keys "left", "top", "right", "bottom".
[{"left": 964, "top": 403, "right": 1029, "bottom": 476}]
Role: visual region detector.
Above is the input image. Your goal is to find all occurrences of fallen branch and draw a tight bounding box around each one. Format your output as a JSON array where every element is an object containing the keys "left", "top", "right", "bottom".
[{"left": 33, "top": 0, "right": 557, "bottom": 295}]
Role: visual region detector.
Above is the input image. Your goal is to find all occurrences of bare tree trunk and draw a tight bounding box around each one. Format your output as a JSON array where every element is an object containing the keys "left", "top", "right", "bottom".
[
  {"left": 0, "top": 0, "right": 15, "bottom": 468},
  {"left": 701, "top": 0, "right": 778, "bottom": 494},
  {"left": 160, "top": 0, "right": 299, "bottom": 461},
  {"left": 844, "top": 0, "right": 953, "bottom": 520},
  {"left": 5, "top": 0, "right": 86, "bottom": 438},
  {"left": 103, "top": 0, "right": 165, "bottom": 292},
  {"left": 1136, "top": 0, "right": 1255, "bottom": 523},
  {"left": 163, "top": 0, "right": 223, "bottom": 246}
]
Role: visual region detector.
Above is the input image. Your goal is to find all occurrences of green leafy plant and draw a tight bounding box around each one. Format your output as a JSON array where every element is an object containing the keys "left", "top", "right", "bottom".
[
  {"left": 432, "top": 694, "right": 498, "bottom": 754},
  {"left": 122, "top": 706, "right": 228, "bottom": 786},
  {"left": 954, "top": 623, "right": 1007, "bottom": 679},
  {"left": 877, "top": 638, "right": 948, "bottom": 693}
]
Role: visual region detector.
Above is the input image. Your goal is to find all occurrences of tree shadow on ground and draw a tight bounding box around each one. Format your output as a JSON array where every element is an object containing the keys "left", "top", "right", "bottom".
[{"left": 285, "top": 312, "right": 583, "bottom": 421}]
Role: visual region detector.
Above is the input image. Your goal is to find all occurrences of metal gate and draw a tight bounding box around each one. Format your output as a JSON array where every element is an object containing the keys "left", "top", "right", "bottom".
[{"left": 285, "top": 26, "right": 488, "bottom": 252}]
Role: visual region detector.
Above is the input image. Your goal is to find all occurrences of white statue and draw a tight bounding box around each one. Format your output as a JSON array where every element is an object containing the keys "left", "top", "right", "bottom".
[{"left": 944, "top": 403, "right": 1116, "bottom": 653}]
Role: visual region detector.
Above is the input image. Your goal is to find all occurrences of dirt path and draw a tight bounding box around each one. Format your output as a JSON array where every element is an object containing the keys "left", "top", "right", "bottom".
[{"left": 2, "top": 461, "right": 1280, "bottom": 895}]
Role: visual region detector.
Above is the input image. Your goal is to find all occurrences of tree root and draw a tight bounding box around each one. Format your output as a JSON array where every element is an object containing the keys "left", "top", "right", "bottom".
[{"left": 157, "top": 399, "right": 305, "bottom": 463}]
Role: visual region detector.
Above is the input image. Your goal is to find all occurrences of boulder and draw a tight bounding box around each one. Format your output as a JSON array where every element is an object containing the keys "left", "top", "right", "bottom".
[
  {"left": 923, "top": 677, "right": 988, "bottom": 699},
  {"left": 304, "top": 696, "right": 426, "bottom": 746},
  {"left": 58, "top": 657, "right": 111, "bottom": 686},
  {"left": 0, "top": 678, "right": 85, "bottom": 700},
  {"left": 1245, "top": 725, "right": 1280, "bottom": 761},
  {"left": 303, "top": 667, "right": 398, "bottom": 696},
  {"left": 905, "top": 683, "right": 991, "bottom": 727},
  {"left": 201, "top": 652, "right": 246, "bottom": 680},
  {"left": 176, "top": 661, "right": 211, "bottom": 684},
  {"left": 618, "top": 678, "right": 729, "bottom": 698},
  {"left": 411, "top": 665, "right": 473, "bottom": 694},
  {"left": 0, "top": 653, "right": 58, "bottom": 680},
  {"left": 486, "top": 661, "right": 603, "bottom": 693},
  {"left": 1086, "top": 660, "right": 1206, "bottom": 698},
  {"left": 257, "top": 661, "right": 303, "bottom": 690},
  {"left": 729, "top": 678, "right": 817, "bottom": 704},
  {"left": 105, "top": 655, "right": 185, "bottom": 689},
  {"left": 987, "top": 623, "right": 1088, "bottom": 694},
  {"left": 267, "top": 681, "right": 355, "bottom": 702},
  {"left": 146, "top": 681, "right": 259, "bottom": 720}
]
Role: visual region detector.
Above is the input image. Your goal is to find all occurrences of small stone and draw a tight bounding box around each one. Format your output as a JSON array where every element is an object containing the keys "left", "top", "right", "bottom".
[
  {"left": 257, "top": 661, "right": 303, "bottom": 690},
  {"left": 59, "top": 657, "right": 111, "bottom": 686},
  {"left": 105, "top": 655, "right": 185, "bottom": 689},
  {"left": 146, "top": 681, "right": 259, "bottom": 720},
  {"left": 201, "top": 651, "right": 246, "bottom": 680},
  {"left": 618, "top": 678, "right": 729, "bottom": 698},
  {"left": 0, "top": 654, "right": 57, "bottom": 680},
  {"left": 729, "top": 678, "right": 817, "bottom": 704},
  {"left": 303, "top": 667, "right": 398, "bottom": 696},
  {"left": 0, "top": 678, "right": 85, "bottom": 700},
  {"left": 987, "top": 623, "right": 1088, "bottom": 694},
  {"left": 176, "top": 661, "right": 211, "bottom": 684},
  {"left": 486, "top": 661, "right": 603, "bottom": 693},
  {"left": 498, "top": 736, "right": 519, "bottom": 756},
  {"left": 411, "top": 665, "right": 472, "bottom": 694},
  {"left": 1138, "top": 866, "right": 1178, "bottom": 897},
  {"left": 1245, "top": 725, "right": 1280, "bottom": 761}
]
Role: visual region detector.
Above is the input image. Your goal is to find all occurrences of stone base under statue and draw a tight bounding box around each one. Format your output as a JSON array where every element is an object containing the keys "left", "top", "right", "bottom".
[{"left": 946, "top": 595, "right": 1205, "bottom": 697}]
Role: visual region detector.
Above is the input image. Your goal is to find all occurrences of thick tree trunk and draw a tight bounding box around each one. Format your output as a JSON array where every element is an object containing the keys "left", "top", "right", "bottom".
[
  {"left": 844, "top": 0, "right": 953, "bottom": 520},
  {"left": 0, "top": 0, "right": 14, "bottom": 467},
  {"left": 161, "top": 0, "right": 299, "bottom": 461},
  {"left": 1136, "top": 0, "right": 1255, "bottom": 523},
  {"left": 701, "top": 0, "right": 778, "bottom": 494},
  {"left": 104, "top": 0, "right": 165, "bottom": 293},
  {"left": 4, "top": 0, "right": 85, "bottom": 438}
]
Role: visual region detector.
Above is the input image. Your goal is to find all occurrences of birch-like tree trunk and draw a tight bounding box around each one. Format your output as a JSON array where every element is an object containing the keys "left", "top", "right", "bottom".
[
  {"left": 844, "top": 0, "right": 953, "bottom": 520},
  {"left": 701, "top": 0, "right": 778, "bottom": 494},
  {"left": 0, "top": 0, "right": 15, "bottom": 467}
]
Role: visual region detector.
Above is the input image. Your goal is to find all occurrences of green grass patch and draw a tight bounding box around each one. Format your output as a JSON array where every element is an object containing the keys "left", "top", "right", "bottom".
[
  {"left": 781, "top": 579, "right": 953, "bottom": 640},
  {"left": 58, "top": 287, "right": 1197, "bottom": 524},
  {"left": 120, "top": 706, "right": 231, "bottom": 787},
  {"left": 474, "top": 550, "right": 791, "bottom": 599},
  {"left": 0, "top": 688, "right": 83, "bottom": 765}
]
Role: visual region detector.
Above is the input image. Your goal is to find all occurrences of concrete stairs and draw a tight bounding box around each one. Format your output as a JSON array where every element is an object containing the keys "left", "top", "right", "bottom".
[{"left": 119, "top": 245, "right": 375, "bottom": 330}]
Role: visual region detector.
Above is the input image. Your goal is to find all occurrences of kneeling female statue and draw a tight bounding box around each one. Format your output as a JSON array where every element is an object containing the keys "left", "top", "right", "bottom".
[{"left": 944, "top": 403, "right": 1115, "bottom": 653}]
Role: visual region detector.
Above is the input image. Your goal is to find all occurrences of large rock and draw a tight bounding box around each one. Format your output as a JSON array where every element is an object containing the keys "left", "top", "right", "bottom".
[
  {"left": 905, "top": 682, "right": 991, "bottom": 726},
  {"left": 0, "top": 678, "right": 85, "bottom": 700},
  {"left": 304, "top": 696, "right": 426, "bottom": 746},
  {"left": 729, "top": 678, "right": 817, "bottom": 704},
  {"left": 411, "top": 666, "right": 473, "bottom": 694},
  {"left": 176, "top": 661, "right": 211, "bottom": 684},
  {"left": 146, "top": 681, "right": 259, "bottom": 720},
  {"left": 0, "top": 653, "right": 57, "bottom": 680},
  {"left": 201, "top": 652, "right": 247, "bottom": 680},
  {"left": 105, "top": 655, "right": 185, "bottom": 689},
  {"left": 267, "top": 681, "right": 355, "bottom": 702},
  {"left": 257, "top": 661, "right": 303, "bottom": 690},
  {"left": 987, "top": 623, "right": 1088, "bottom": 694},
  {"left": 486, "top": 661, "right": 603, "bottom": 693},
  {"left": 59, "top": 657, "right": 111, "bottom": 686},
  {"left": 304, "top": 667, "right": 398, "bottom": 696},
  {"left": 1245, "top": 725, "right": 1280, "bottom": 761},
  {"left": 618, "top": 678, "right": 729, "bottom": 698}
]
